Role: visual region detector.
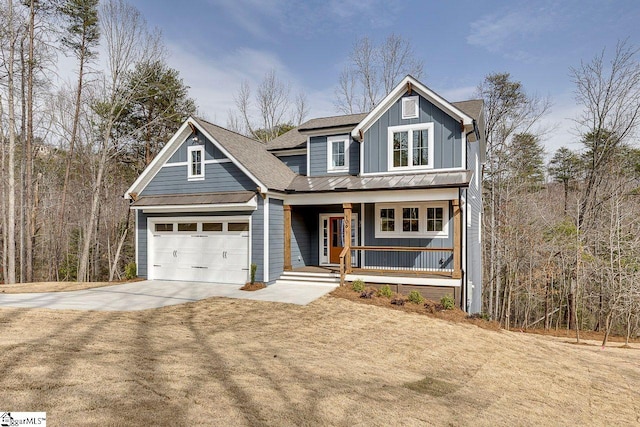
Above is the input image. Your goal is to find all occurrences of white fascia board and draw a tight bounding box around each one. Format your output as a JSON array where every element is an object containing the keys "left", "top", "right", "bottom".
[
  {"left": 306, "top": 136, "right": 311, "bottom": 177},
  {"left": 194, "top": 121, "right": 268, "bottom": 193},
  {"left": 125, "top": 120, "right": 194, "bottom": 198},
  {"left": 134, "top": 197, "right": 258, "bottom": 214},
  {"left": 283, "top": 188, "right": 458, "bottom": 206},
  {"left": 351, "top": 76, "right": 474, "bottom": 140},
  {"left": 298, "top": 125, "right": 357, "bottom": 137},
  {"left": 271, "top": 148, "right": 307, "bottom": 156}
]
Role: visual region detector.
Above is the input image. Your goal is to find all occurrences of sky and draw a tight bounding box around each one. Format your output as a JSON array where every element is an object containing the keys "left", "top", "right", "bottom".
[{"left": 128, "top": 0, "right": 640, "bottom": 157}]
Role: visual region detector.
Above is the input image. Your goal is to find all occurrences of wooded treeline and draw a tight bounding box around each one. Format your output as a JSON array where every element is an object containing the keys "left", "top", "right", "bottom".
[
  {"left": 0, "top": 0, "right": 195, "bottom": 284},
  {"left": 480, "top": 42, "right": 640, "bottom": 344}
]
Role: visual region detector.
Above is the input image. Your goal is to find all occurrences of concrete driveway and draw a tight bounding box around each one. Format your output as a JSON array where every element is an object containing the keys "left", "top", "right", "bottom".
[{"left": 0, "top": 280, "right": 337, "bottom": 311}]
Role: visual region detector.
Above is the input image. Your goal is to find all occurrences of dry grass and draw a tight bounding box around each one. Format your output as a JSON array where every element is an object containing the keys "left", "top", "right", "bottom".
[
  {"left": 0, "top": 279, "right": 142, "bottom": 294},
  {"left": 1, "top": 294, "right": 639, "bottom": 426}
]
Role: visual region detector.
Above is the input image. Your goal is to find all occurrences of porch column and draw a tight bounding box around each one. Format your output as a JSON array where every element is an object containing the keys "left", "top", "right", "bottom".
[
  {"left": 452, "top": 199, "right": 462, "bottom": 279},
  {"left": 343, "top": 203, "right": 352, "bottom": 273},
  {"left": 284, "top": 204, "right": 292, "bottom": 271}
]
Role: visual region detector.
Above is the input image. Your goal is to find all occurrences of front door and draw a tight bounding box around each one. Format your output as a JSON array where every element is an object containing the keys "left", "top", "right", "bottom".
[
  {"left": 329, "top": 217, "right": 344, "bottom": 264},
  {"left": 319, "top": 213, "right": 358, "bottom": 266}
]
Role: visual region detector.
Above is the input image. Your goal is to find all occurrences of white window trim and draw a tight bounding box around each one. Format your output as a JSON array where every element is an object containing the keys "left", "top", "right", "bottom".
[
  {"left": 187, "top": 145, "right": 205, "bottom": 181},
  {"left": 402, "top": 96, "right": 419, "bottom": 119},
  {"left": 327, "top": 135, "right": 350, "bottom": 173},
  {"left": 387, "top": 123, "right": 435, "bottom": 172},
  {"left": 374, "top": 202, "right": 449, "bottom": 239}
]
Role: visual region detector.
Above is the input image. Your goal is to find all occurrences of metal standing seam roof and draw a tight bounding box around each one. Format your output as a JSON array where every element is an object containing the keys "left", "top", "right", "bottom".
[
  {"left": 131, "top": 191, "right": 257, "bottom": 207},
  {"left": 286, "top": 171, "right": 473, "bottom": 193},
  {"left": 192, "top": 117, "right": 297, "bottom": 191}
]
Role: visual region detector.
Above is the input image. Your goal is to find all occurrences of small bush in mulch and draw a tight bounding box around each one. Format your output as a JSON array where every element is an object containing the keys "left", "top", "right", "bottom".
[
  {"left": 240, "top": 282, "right": 266, "bottom": 291},
  {"left": 377, "top": 285, "right": 393, "bottom": 298},
  {"left": 351, "top": 280, "right": 365, "bottom": 292},
  {"left": 330, "top": 286, "right": 499, "bottom": 331},
  {"left": 407, "top": 290, "right": 425, "bottom": 304},
  {"left": 440, "top": 294, "right": 455, "bottom": 310}
]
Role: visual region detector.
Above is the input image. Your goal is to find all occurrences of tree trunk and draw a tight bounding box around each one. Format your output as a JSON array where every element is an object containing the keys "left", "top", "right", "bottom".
[
  {"left": 6, "top": 0, "right": 18, "bottom": 284},
  {"left": 108, "top": 211, "right": 130, "bottom": 282},
  {"left": 58, "top": 29, "right": 88, "bottom": 277},
  {"left": 25, "top": 0, "right": 36, "bottom": 283}
]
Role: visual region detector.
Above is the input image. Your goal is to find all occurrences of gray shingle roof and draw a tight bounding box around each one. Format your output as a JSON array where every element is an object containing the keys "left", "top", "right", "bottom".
[
  {"left": 266, "top": 127, "right": 306, "bottom": 150},
  {"left": 132, "top": 191, "right": 256, "bottom": 207},
  {"left": 286, "top": 171, "right": 473, "bottom": 193},
  {"left": 192, "top": 117, "right": 296, "bottom": 192},
  {"left": 298, "top": 113, "right": 368, "bottom": 132},
  {"left": 266, "top": 113, "right": 369, "bottom": 151},
  {"left": 451, "top": 99, "right": 483, "bottom": 121}
]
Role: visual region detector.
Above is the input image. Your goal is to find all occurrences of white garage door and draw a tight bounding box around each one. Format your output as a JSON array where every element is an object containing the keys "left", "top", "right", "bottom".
[{"left": 149, "top": 218, "right": 249, "bottom": 284}]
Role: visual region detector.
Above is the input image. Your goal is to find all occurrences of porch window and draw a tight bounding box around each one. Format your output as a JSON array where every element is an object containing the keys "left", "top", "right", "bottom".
[
  {"left": 327, "top": 135, "right": 349, "bottom": 172},
  {"left": 388, "top": 123, "right": 434, "bottom": 171},
  {"left": 403, "top": 208, "right": 420, "bottom": 232},
  {"left": 380, "top": 208, "right": 395, "bottom": 232},
  {"left": 188, "top": 145, "right": 204, "bottom": 180},
  {"left": 375, "top": 202, "right": 449, "bottom": 238},
  {"left": 426, "top": 207, "right": 444, "bottom": 232}
]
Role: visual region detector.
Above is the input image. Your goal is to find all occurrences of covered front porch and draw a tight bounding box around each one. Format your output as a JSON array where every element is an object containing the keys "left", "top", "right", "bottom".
[{"left": 281, "top": 196, "right": 463, "bottom": 287}]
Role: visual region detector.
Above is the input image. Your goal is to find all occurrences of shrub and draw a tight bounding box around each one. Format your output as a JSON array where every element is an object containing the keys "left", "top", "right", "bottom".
[
  {"left": 250, "top": 263, "right": 258, "bottom": 284},
  {"left": 377, "top": 285, "right": 393, "bottom": 298},
  {"left": 440, "top": 294, "right": 455, "bottom": 310},
  {"left": 351, "top": 279, "right": 365, "bottom": 292},
  {"left": 407, "top": 290, "right": 424, "bottom": 304},
  {"left": 125, "top": 262, "right": 137, "bottom": 280}
]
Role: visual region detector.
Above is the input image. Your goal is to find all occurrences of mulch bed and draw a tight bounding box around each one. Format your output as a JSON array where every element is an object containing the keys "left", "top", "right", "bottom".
[
  {"left": 240, "top": 282, "right": 266, "bottom": 291},
  {"left": 330, "top": 286, "right": 500, "bottom": 331}
]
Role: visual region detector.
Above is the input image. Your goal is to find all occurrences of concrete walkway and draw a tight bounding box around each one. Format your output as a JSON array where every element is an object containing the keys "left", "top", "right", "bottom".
[{"left": 0, "top": 280, "right": 337, "bottom": 311}]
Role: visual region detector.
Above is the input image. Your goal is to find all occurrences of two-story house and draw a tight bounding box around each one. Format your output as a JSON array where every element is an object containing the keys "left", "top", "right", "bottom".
[{"left": 125, "top": 75, "right": 484, "bottom": 312}]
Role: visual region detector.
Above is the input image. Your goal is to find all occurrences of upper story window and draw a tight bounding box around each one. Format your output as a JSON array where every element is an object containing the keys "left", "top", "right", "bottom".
[
  {"left": 188, "top": 145, "right": 204, "bottom": 180},
  {"left": 388, "top": 123, "right": 434, "bottom": 171},
  {"left": 402, "top": 96, "right": 419, "bottom": 119},
  {"left": 327, "top": 135, "right": 350, "bottom": 172}
]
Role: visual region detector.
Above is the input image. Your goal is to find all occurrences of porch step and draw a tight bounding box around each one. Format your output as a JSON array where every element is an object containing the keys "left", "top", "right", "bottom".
[{"left": 275, "top": 270, "right": 341, "bottom": 286}]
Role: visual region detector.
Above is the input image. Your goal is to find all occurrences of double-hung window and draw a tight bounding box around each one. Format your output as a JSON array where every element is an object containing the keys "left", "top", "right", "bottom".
[
  {"left": 375, "top": 202, "right": 448, "bottom": 238},
  {"left": 188, "top": 145, "right": 204, "bottom": 180},
  {"left": 388, "top": 123, "right": 434, "bottom": 171},
  {"left": 327, "top": 135, "right": 349, "bottom": 172}
]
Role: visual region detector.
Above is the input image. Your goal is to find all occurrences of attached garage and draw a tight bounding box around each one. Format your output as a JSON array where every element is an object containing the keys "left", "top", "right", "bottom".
[{"left": 148, "top": 217, "right": 250, "bottom": 284}]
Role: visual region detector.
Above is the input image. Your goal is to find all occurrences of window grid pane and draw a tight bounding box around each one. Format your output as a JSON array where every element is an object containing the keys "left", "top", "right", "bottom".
[
  {"left": 178, "top": 223, "right": 197, "bottom": 232},
  {"left": 155, "top": 223, "right": 173, "bottom": 232},
  {"left": 191, "top": 149, "right": 202, "bottom": 176},
  {"left": 412, "top": 129, "right": 429, "bottom": 166},
  {"left": 202, "top": 222, "right": 222, "bottom": 232},
  {"left": 393, "top": 131, "right": 408, "bottom": 167},
  {"left": 332, "top": 140, "right": 345, "bottom": 167},
  {"left": 427, "top": 207, "right": 444, "bottom": 232},
  {"left": 380, "top": 208, "right": 395, "bottom": 232},
  {"left": 402, "top": 207, "right": 419, "bottom": 232}
]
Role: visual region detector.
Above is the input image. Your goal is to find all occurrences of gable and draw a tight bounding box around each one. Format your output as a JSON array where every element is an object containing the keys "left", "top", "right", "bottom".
[
  {"left": 139, "top": 132, "right": 256, "bottom": 196},
  {"left": 363, "top": 93, "right": 463, "bottom": 174},
  {"left": 126, "top": 117, "right": 297, "bottom": 199}
]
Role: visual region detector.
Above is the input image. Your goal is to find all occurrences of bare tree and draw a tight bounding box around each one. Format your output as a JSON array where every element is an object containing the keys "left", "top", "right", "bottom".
[
  {"left": 76, "top": 0, "right": 162, "bottom": 281},
  {"left": 230, "top": 69, "right": 301, "bottom": 142},
  {"left": 335, "top": 34, "right": 424, "bottom": 114},
  {"left": 1, "top": 0, "right": 20, "bottom": 284},
  {"left": 571, "top": 40, "right": 640, "bottom": 228}
]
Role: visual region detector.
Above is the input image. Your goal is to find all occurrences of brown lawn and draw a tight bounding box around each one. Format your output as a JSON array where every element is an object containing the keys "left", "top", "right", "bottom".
[
  {"left": 0, "top": 279, "right": 142, "bottom": 294},
  {"left": 0, "top": 294, "right": 639, "bottom": 426}
]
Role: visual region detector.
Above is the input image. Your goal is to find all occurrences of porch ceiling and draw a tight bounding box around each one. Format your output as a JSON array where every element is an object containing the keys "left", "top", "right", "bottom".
[{"left": 286, "top": 170, "right": 472, "bottom": 194}]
